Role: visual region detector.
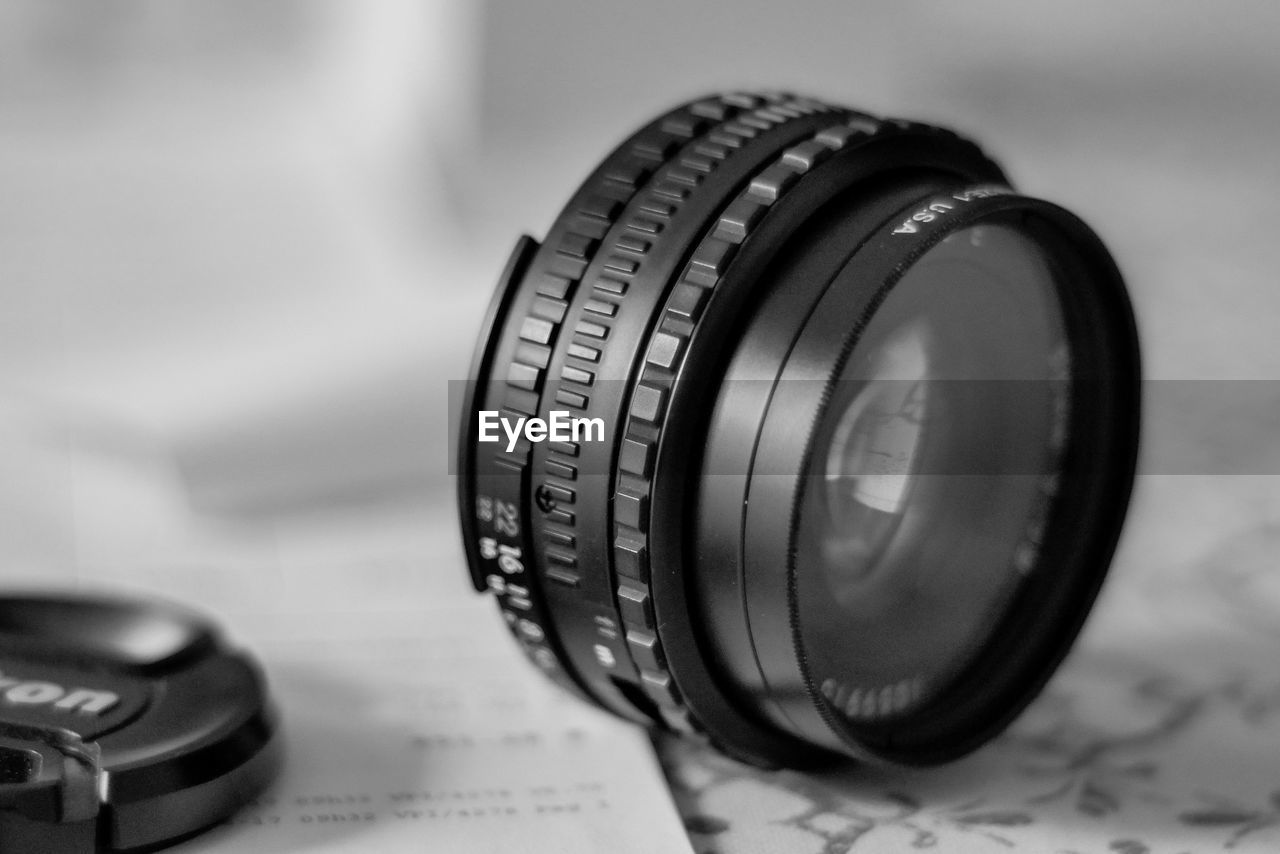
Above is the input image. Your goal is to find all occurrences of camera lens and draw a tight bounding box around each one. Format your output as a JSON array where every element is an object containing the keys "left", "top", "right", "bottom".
[{"left": 458, "top": 92, "right": 1139, "bottom": 766}]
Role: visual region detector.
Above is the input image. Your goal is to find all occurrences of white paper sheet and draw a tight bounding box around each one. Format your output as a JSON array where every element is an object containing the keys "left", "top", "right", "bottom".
[
  {"left": 169, "top": 593, "right": 693, "bottom": 854},
  {"left": 7, "top": 447, "right": 693, "bottom": 854}
]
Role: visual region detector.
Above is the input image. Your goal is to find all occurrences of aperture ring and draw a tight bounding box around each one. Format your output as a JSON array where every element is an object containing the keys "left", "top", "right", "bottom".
[{"left": 471, "top": 92, "right": 807, "bottom": 717}]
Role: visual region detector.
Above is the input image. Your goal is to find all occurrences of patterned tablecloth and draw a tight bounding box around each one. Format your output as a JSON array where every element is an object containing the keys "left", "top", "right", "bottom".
[{"left": 655, "top": 477, "right": 1280, "bottom": 853}]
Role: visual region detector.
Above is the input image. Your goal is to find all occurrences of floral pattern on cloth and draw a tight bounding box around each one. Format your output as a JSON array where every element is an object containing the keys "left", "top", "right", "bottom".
[{"left": 656, "top": 486, "right": 1280, "bottom": 854}]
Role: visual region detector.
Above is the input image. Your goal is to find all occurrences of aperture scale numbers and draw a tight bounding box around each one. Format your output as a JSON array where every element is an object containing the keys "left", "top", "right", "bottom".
[
  {"left": 476, "top": 494, "right": 633, "bottom": 689},
  {"left": 475, "top": 494, "right": 556, "bottom": 672}
]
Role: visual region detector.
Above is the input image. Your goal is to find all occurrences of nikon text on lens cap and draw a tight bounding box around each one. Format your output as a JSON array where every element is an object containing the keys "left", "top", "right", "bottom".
[{"left": 0, "top": 593, "right": 281, "bottom": 852}]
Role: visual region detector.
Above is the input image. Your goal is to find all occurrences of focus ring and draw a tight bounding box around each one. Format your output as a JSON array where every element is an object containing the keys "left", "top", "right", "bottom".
[
  {"left": 527, "top": 93, "right": 847, "bottom": 723},
  {"left": 611, "top": 116, "right": 900, "bottom": 732}
]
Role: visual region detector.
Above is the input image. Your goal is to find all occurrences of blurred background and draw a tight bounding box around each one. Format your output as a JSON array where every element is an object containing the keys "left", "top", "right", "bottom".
[
  {"left": 2, "top": 0, "right": 1279, "bottom": 579},
  {"left": 3, "top": 3, "right": 1280, "bottom": 851}
]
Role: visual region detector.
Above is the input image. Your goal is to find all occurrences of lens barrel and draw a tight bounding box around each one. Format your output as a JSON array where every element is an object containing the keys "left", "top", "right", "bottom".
[{"left": 458, "top": 92, "right": 1140, "bottom": 767}]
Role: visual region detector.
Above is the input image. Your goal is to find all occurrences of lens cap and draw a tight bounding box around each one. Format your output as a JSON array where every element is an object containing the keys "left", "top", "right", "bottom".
[{"left": 0, "top": 592, "right": 281, "bottom": 852}]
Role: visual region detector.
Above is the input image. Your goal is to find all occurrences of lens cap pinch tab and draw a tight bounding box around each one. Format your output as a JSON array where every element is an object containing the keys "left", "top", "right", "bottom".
[{"left": 0, "top": 592, "right": 281, "bottom": 853}]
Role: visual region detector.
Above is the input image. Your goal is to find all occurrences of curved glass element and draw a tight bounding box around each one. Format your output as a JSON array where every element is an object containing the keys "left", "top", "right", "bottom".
[{"left": 796, "top": 223, "right": 1072, "bottom": 725}]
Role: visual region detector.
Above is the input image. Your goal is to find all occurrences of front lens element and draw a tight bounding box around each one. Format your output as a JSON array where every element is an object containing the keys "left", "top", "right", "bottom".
[{"left": 798, "top": 223, "right": 1071, "bottom": 725}]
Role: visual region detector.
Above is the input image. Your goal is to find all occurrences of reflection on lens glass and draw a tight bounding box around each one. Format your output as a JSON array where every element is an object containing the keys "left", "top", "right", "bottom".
[
  {"left": 821, "top": 321, "right": 930, "bottom": 585},
  {"left": 798, "top": 222, "right": 1072, "bottom": 725}
]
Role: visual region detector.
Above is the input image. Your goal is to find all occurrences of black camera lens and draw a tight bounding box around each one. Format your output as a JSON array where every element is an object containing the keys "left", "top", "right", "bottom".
[{"left": 458, "top": 92, "right": 1139, "bottom": 767}]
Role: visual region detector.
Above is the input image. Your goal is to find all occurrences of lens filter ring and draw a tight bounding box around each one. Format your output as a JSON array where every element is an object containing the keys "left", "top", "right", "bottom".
[{"left": 733, "top": 189, "right": 1141, "bottom": 763}]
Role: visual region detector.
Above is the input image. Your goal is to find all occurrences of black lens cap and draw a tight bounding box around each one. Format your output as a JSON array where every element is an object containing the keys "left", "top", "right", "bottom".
[{"left": 0, "top": 592, "right": 281, "bottom": 852}]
